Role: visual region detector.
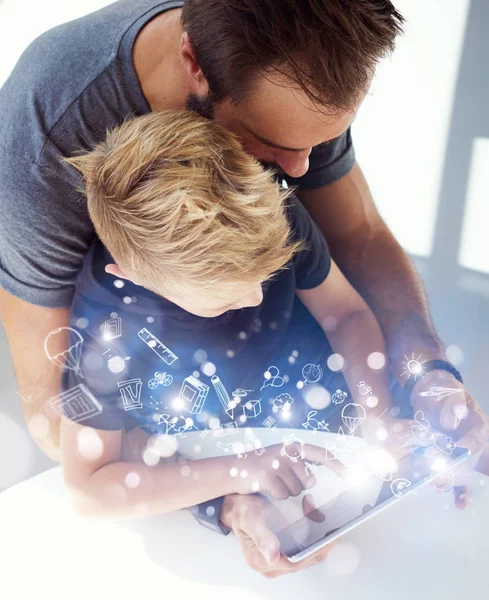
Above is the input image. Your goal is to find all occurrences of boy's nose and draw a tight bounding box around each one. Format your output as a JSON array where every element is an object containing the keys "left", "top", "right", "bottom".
[{"left": 238, "top": 286, "right": 263, "bottom": 309}]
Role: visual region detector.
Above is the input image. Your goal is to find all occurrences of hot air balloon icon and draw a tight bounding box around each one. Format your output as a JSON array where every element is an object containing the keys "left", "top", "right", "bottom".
[
  {"left": 341, "top": 403, "right": 366, "bottom": 435},
  {"left": 44, "top": 327, "right": 84, "bottom": 378}
]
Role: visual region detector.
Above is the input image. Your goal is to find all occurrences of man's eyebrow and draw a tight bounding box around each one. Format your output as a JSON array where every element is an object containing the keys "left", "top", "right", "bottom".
[{"left": 243, "top": 124, "right": 310, "bottom": 153}]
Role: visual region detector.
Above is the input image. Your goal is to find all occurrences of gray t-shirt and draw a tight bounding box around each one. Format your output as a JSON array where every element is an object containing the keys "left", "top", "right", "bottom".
[{"left": 0, "top": 0, "right": 355, "bottom": 309}]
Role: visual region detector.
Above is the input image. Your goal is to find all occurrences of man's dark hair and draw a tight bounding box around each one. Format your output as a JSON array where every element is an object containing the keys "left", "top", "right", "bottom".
[{"left": 181, "top": 0, "right": 405, "bottom": 112}]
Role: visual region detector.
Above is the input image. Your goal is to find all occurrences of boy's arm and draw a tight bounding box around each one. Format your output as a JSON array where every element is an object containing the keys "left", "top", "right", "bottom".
[
  {"left": 60, "top": 417, "right": 235, "bottom": 520},
  {"left": 296, "top": 259, "right": 394, "bottom": 423}
]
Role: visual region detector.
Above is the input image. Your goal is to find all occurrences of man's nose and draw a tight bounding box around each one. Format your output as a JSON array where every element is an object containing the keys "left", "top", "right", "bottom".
[{"left": 276, "top": 151, "right": 311, "bottom": 179}]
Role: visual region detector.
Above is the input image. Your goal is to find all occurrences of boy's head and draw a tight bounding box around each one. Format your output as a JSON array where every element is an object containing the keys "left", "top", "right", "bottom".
[{"left": 67, "top": 110, "right": 300, "bottom": 318}]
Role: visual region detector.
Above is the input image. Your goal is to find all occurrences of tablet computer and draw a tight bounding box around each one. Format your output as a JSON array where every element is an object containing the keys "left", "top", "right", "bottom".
[{"left": 275, "top": 445, "right": 471, "bottom": 562}]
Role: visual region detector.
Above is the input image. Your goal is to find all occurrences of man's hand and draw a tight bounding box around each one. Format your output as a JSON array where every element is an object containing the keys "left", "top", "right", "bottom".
[
  {"left": 411, "top": 370, "right": 489, "bottom": 508},
  {"left": 220, "top": 493, "right": 336, "bottom": 578}
]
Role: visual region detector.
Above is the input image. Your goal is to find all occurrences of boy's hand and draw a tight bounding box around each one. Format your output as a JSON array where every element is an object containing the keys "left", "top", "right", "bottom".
[
  {"left": 220, "top": 493, "right": 337, "bottom": 578},
  {"left": 229, "top": 443, "right": 344, "bottom": 499}
]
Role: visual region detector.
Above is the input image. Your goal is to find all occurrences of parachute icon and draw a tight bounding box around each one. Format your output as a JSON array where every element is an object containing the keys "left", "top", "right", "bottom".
[
  {"left": 44, "top": 327, "right": 84, "bottom": 378},
  {"left": 341, "top": 403, "right": 366, "bottom": 435}
]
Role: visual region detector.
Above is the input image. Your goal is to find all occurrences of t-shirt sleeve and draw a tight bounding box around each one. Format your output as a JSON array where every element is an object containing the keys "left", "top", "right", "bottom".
[
  {"left": 288, "top": 198, "right": 332, "bottom": 290},
  {"left": 0, "top": 147, "right": 94, "bottom": 308},
  {"left": 284, "top": 127, "right": 355, "bottom": 191}
]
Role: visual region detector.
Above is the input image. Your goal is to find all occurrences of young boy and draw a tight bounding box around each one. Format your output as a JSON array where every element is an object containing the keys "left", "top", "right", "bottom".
[{"left": 57, "top": 109, "right": 405, "bottom": 520}]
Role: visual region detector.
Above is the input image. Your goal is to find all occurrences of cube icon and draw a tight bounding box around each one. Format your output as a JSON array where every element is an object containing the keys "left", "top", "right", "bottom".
[{"left": 243, "top": 399, "right": 262, "bottom": 419}]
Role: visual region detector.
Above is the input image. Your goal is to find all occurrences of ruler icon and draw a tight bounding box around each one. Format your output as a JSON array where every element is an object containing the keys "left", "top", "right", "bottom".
[{"left": 138, "top": 328, "right": 179, "bottom": 365}]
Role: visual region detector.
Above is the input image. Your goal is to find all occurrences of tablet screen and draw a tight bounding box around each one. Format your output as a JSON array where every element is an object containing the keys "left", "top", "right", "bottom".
[{"left": 276, "top": 446, "right": 469, "bottom": 558}]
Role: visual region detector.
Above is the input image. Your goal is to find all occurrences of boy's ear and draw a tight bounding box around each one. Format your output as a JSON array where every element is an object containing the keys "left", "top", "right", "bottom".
[{"left": 105, "top": 263, "right": 131, "bottom": 281}]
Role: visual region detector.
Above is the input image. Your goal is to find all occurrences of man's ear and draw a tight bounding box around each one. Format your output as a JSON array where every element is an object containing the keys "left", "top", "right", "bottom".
[{"left": 105, "top": 263, "right": 131, "bottom": 281}]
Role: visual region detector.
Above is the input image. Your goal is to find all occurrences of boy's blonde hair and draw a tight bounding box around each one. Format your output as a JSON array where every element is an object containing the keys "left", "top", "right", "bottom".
[{"left": 66, "top": 109, "right": 300, "bottom": 297}]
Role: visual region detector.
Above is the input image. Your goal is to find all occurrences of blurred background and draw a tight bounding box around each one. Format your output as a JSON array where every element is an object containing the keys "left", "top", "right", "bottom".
[{"left": 0, "top": 0, "right": 488, "bottom": 490}]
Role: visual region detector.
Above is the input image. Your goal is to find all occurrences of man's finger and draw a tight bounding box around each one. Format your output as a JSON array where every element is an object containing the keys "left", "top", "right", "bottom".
[
  {"left": 453, "top": 485, "right": 472, "bottom": 510},
  {"left": 439, "top": 393, "right": 468, "bottom": 431},
  {"left": 456, "top": 418, "right": 489, "bottom": 455}
]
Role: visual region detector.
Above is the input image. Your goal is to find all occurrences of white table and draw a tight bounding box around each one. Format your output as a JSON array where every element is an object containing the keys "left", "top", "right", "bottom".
[{"left": 0, "top": 466, "right": 487, "bottom": 600}]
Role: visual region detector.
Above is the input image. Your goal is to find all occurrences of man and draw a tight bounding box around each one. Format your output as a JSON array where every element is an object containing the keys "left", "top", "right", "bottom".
[{"left": 0, "top": 0, "right": 487, "bottom": 578}]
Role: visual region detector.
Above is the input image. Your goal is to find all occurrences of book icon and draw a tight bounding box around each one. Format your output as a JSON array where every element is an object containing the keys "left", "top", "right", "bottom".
[
  {"left": 103, "top": 317, "right": 122, "bottom": 340},
  {"left": 49, "top": 384, "right": 102, "bottom": 424},
  {"left": 180, "top": 376, "right": 210, "bottom": 415}
]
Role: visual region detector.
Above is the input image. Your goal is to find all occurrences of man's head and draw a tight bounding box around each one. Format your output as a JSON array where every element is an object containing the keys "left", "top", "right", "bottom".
[
  {"left": 180, "top": 0, "right": 405, "bottom": 177},
  {"left": 66, "top": 110, "right": 300, "bottom": 317}
]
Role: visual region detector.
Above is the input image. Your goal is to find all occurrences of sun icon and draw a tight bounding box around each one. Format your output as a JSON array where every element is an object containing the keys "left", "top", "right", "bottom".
[{"left": 401, "top": 354, "right": 426, "bottom": 380}]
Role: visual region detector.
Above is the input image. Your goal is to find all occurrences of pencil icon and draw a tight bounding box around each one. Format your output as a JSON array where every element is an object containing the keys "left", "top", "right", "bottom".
[{"left": 211, "top": 375, "right": 235, "bottom": 418}]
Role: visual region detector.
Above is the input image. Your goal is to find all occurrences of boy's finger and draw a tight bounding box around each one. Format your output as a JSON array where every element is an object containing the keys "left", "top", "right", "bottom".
[
  {"left": 292, "top": 461, "right": 316, "bottom": 491},
  {"left": 238, "top": 508, "right": 282, "bottom": 567},
  {"left": 278, "top": 468, "right": 304, "bottom": 497},
  {"left": 303, "top": 443, "right": 345, "bottom": 477}
]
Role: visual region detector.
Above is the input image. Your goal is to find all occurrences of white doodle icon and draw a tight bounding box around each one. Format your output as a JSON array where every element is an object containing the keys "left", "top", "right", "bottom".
[
  {"left": 262, "top": 415, "right": 276, "bottom": 429},
  {"left": 272, "top": 393, "right": 294, "bottom": 414},
  {"left": 217, "top": 442, "right": 248, "bottom": 459},
  {"left": 103, "top": 317, "right": 122, "bottom": 340},
  {"left": 324, "top": 427, "right": 357, "bottom": 461},
  {"left": 419, "top": 386, "right": 463, "bottom": 401},
  {"left": 260, "top": 366, "right": 285, "bottom": 391},
  {"left": 211, "top": 375, "right": 236, "bottom": 418},
  {"left": 44, "top": 327, "right": 84, "bottom": 378},
  {"left": 357, "top": 381, "right": 372, "bottom": 396},
  {"left": 305, "top": 462, "right": 319, "bottom": 477},
  {"left": 118, "top": 379, "right": 143, "bottom": 411},
  {"left": 302, "top": 411, "right": 329, "bottom": 432},
  {"left": 243, "top": 399, "right": 262, "bottom": 419},
  {"left": 301, "top": 363, "right": 323, "bottom": 385},
  {"left": 213, "top": 422, "right": 239, "bottom": 437},
  {"left": 138, "top": 328, "right": 178, "bottom": 365},
  {"left": 405, "top": 410, "right": 456, "bottom": 455},
  {"left": 391, "top": 478, "right": 412, "bottom": 497},
  {"left": 332, "top": 389, "right": 348, "bottom": 405},
  {"left": 16, "top": 387, "right": 45, "bottom": 405},
  {"left": 180, "top": 375, "right": 209, "bottom": 415},
  {"left": 281, "top": 434, "right": 306, "bottom": 463},
  {"left": 148, "top": 371, "right": 173, "bottom": 389},
  {"left": 368, "top": 448, "right": 398, "bottom": 482},
  {"left": 232, "top": 389, "right": 253, "bottom": 399},
  {"left": 341, "top": 403, "right": 367, "bottom": 435},
  {"left": 401, "top": 353, "right": 426, "bottom": 380},
  {"left": 49, "top": 384, "right": 102, "bottom": 424},
  {"left": 158, "top": 414, "right": 197, "bottom": 437}
]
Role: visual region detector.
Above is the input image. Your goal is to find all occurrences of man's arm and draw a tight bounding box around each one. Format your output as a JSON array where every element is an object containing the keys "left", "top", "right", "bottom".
[
  {"left": 0, "top": 288, "right": 69, "bottom": 463},
  {"left": 297, "top": 161, "right": 445, "bottom": 382},
  {"left": 298, "top": 162, "right": 489, "bottom": 478}
]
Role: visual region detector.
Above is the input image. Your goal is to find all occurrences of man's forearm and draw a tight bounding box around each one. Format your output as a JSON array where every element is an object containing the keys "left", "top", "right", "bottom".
[
  {"left": 0, "top": 290, "right": 69, "bottom": 463},
  {"left": 298, "top": 163, "right": 446, "bottom": 384},
  {"left": 334, "top": 226, "right": 446, "bottom": 382}
]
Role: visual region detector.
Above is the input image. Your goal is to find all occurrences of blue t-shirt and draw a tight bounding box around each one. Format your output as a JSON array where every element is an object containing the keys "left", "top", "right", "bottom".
[
  {"left": 61, "top": 198, "right": 338, "bottom": 434},
  {"left": 0, "top": 0, "right": 355, "bottom": 309}
]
